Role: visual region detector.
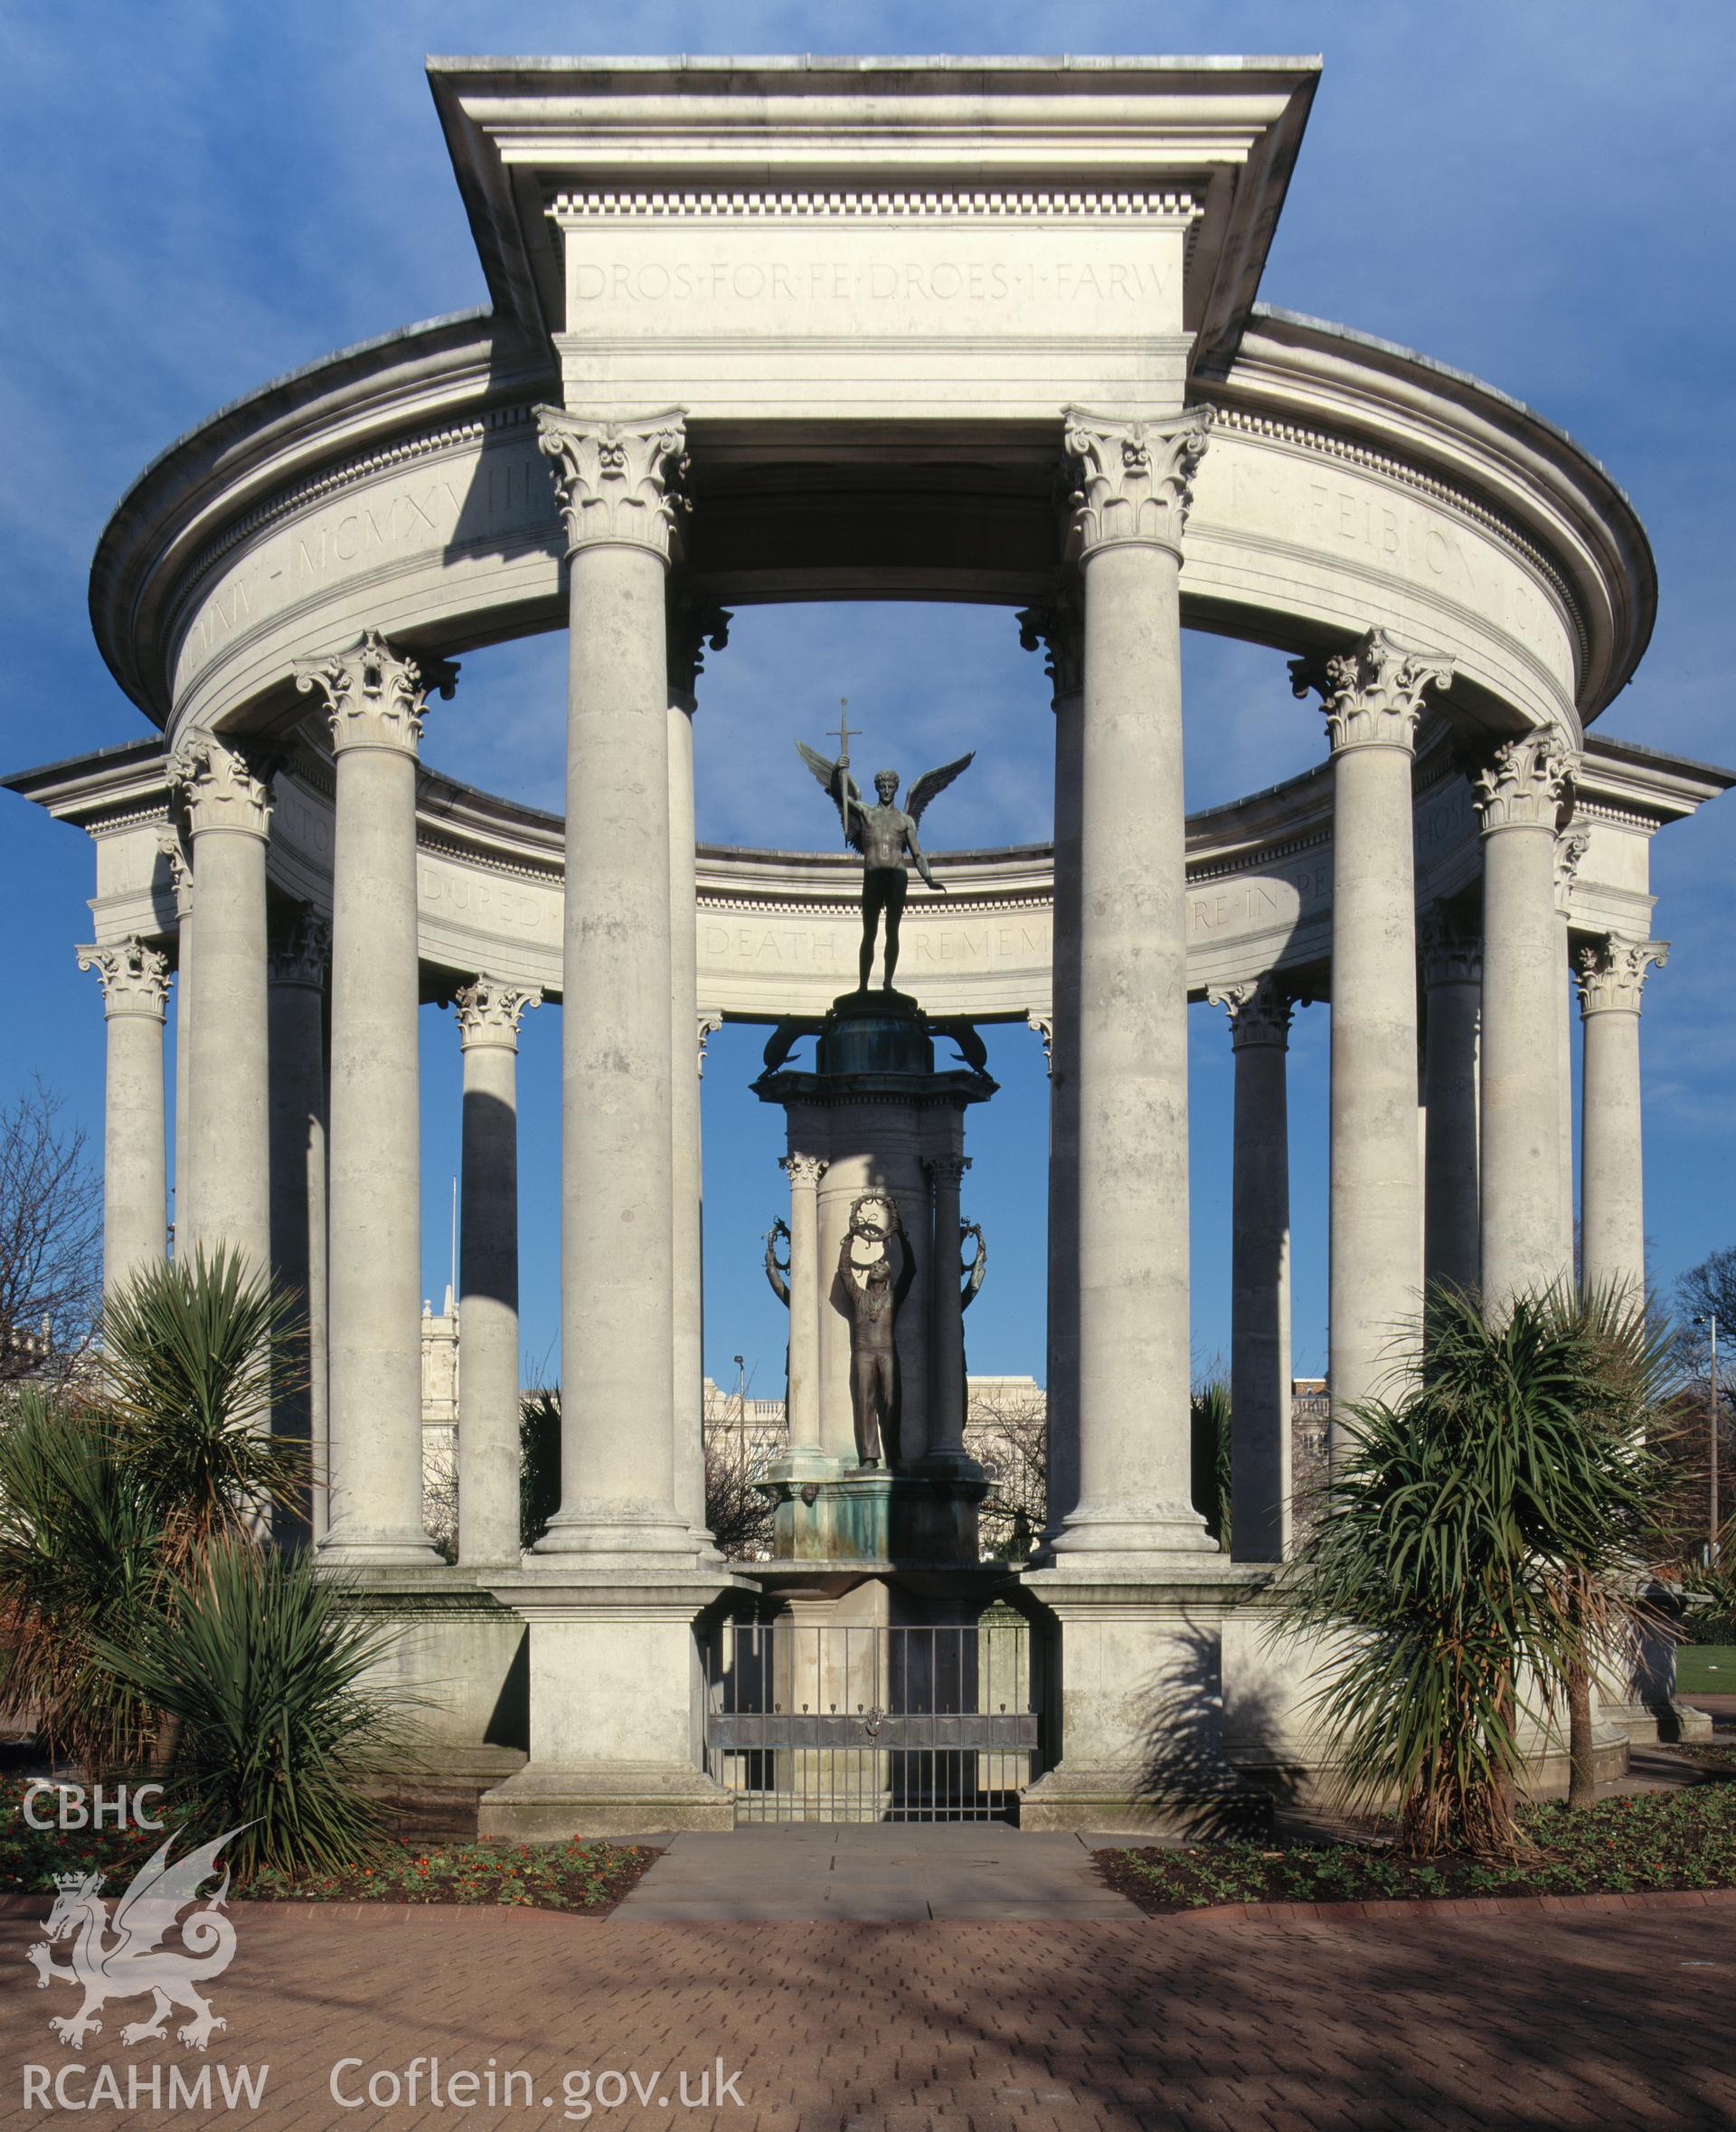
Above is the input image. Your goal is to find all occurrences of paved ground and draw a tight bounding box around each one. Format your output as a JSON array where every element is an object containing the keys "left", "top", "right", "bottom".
[
  {"left": 616, "top": 1825, "right": 1136, "bottom": 1922},
  {"left": 4, "top": 1885, "right": 1733, "bottom": 2129}
]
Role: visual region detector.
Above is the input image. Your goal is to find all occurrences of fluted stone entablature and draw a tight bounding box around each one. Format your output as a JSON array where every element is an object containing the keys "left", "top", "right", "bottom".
[
  {"left": 1294, "top": 628, "right": 1452, "bottom": 1443},
  {"left": 79, "top": 939, "right": 171, "bottom": 1300},
  {"left": 1476, "top": 731, "right": 1576, "bottom": 1307},
  {"left": 1209, "top": 975, "right": 1297, "bottom": 1561},
  {"left": 295, "top": 630, "right": 448, "bottom": 1566},
  {"left": 1577, "top": 934, "right": 1667, "bottom": 1309}
]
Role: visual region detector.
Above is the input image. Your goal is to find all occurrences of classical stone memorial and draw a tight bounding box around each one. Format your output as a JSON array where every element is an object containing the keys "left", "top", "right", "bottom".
[{"left": 10, "top": 55, "right": 1731, "bottom": 1829}]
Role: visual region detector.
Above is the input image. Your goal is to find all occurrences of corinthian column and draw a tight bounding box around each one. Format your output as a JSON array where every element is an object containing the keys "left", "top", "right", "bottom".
[
  {"left": 454, "top": 976, "right": 542, "bottom": 1570},
  {"left": 167, "top": 731, "right": 274, "bottom": 1273},
  {"left": 268, "top": 903, "right": 329, "bottom": 1550},
  {"left": 1554, "top": 825, "right": 1590, "bottom": 1266},
  {"left": 1476, "top": 733, "right": 1573, "bottom": 1307},
  {"left": 1294, "top": 630, "right": 1453, "bottom": 1447},
  {"left": 1420, "top": 901, "right": 1482, "bottom": 1295},
  {"left": 1018, "top": 587, "right": 1083, "bottom": 1541},
  {"left": 779, "top": 1154, "right": 827, "bottom": 1457},
  {"left": 1051, "top": 406, "right": 1213, "bottom": 1561},
  {"left": 77, "top": 939, "right": 170, "bottom": 1297},
  {"left": 1208, "top": 976, "right": 1295, "bottom": 1561},
  {"left": 533, "top": 406, "right": 694, "bottom": 1563},
  {"left": 294, "top": 630, "right": 453, "bottom": 1566},
  {"left": 1577, "top": 934, "right": 1666, "bottom": 1303},
  {"left": 924, "top": 1151, "right": 972, "bottom": 1461},
  {"left": 156, "top": 830, "right": 193, "bottom": 1241},
  {"left": 667, "top": 588, "right": 730, "bottom": 1553}
]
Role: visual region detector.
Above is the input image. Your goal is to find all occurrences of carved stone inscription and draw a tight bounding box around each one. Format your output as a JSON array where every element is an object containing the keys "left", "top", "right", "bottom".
[
  {"left": 173, "top": 429, "right": 557, "bottom": 700},
  {"left": 558, "top": 220, "right": 1189, "bottom": 344},
  {"left": 1189, "top": 431, "right": 1575, "bottom": 703}
]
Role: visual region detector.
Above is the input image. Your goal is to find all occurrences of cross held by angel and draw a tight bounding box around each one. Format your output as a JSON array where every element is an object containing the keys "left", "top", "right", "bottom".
[{"left": 797, "top": 704, "right": 974, "bottom": 993}]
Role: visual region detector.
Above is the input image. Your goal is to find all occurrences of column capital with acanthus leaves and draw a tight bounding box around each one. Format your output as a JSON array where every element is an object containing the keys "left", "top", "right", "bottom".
[
  {"left": 78, "top": 938, "right": 170, "bottom": 1021},
  {"left": 293, "top": 628, "right": 457, "bottom": 758},
  {"left": 1576, "top": 934, "right": 1666, "bottom": 1016},
  {"left": 1290, "top": 628, "right": 1455, "bottom": 757},
  {"left": 1062, "top": 406, "right": 1212, "bottom": 564},
  {"left": 535, "top": 407, "right": 690, "bottom": 562}
]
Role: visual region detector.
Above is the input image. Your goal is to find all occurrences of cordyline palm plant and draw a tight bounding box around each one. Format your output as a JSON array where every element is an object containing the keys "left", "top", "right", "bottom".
[
  {"left": 91, "top": 1539, "right": 412, "bottom": 1877},
  {"left": 1273, "top": 1281, "right": 1673, "bottom": 1856},
  {"left": 99, "top": 1244, "right": 310, "bottom": 1559},
  {"left": 0, "top": 1390, "right": 163, "bottom": 1773}
]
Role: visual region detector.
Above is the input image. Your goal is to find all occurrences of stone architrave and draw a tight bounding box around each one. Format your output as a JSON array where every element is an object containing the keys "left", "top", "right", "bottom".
[
  {"left": 1208, "top": 975, "right": 1295, "bottom": 1561},
  {"left": 1294, "top": 628, "right": 1453, "bottom": 1449},
  {"left": 1576, "top": 933, "right": 1666, "bottom": 1304},
  {"left": 454, "top": 976, "right": 542, "bottom": 1570},
  {"left": 294, "top": 629, "right": 455, "bottom": 1566},
  {"left": 267, "top": 901, "right": 330, "bottom": 1550},
  {"left": 1047, "top": 406, "right": 1216, "bottom": 1563},
  {"left": 1018, "top": 586, "right": 1083, "bottom": 1542},
  {"left": 1420, "top": 901, "right": 1482, "bottom": 1296},
  {"left": 667, "top": 585, "right": 731, "bottom": 1558},
  {"left": 1476, "top": 732, "right": 1573, "bottom": 1307},
  {"left": 77, "top": 938, "right": 170, "bottom": 1297},
  {"left": 531, "top": 406, "right": 697, "bottom": 1564},
  {"left": 167, "top": 730, "right": 275, "bottom": 1274}
]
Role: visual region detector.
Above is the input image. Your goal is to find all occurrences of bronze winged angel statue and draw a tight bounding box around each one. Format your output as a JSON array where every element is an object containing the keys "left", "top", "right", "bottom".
[{"left": 797, "top": 731, "right": 975, "bottom": 992}]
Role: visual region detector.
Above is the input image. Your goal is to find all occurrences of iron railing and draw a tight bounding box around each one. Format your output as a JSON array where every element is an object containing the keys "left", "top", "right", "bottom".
[{"left": 703, "top": 1618, "right": 1037, "bottom": 1823}]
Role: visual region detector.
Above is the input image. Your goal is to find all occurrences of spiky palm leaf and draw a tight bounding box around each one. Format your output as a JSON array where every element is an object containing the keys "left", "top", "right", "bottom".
[
  {"left": 1275, "top": 1281, "right": 1676, "bottom": 1855},
  {"left": 90, "top": 1540, "right": 416, "bottom": 1878},
  {"left": 99, "top": 1245, "right": 309, "bottom": 1559}
]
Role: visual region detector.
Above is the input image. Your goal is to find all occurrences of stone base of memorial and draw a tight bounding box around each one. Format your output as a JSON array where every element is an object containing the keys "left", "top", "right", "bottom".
[
  {"left": 760, "top": 1460, "right": 993, "bottom": 1565},
  {"left": 477, "top": 1569, "right": 746, "bottom": 1838},
  {"left": 1017, "top": 1562, "right": 1276, "bottom": 1835},
  {"left": 333, "top": 1564, "right": 532, "bottom": 1778}
]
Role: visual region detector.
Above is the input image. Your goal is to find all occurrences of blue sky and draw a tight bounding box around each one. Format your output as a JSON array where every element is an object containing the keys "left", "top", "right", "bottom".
[{"left": 3, "top": 1, "right": 1731, "bottom": 1399}]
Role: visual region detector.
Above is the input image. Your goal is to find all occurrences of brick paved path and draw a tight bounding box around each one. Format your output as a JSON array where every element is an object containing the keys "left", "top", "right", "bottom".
[{"left": 3, "top": 1899, "right": 1731, "bottom": 2129}]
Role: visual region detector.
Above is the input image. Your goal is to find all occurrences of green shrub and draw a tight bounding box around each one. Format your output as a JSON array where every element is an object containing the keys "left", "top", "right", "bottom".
[
  {"left": 90, "top": 1540, "right": 413, "bottom": 1879},
  {"left": 0, "top": 1391, "right": 163, "bottom": 1772}
]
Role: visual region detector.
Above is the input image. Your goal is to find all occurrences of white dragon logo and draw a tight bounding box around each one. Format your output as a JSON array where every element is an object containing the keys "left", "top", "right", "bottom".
[{"left": 25, "top": 1826, "right": 245, "bottom": 2051}]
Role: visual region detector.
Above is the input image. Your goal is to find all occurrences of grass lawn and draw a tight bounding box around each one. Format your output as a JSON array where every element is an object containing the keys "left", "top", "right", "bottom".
[
  {"left": 1098, "top": 1784, "right": 1736, "bottom": 1914},
  {"left": 1675, "top": 1645, "right": 1736, "bottom": 1694}
]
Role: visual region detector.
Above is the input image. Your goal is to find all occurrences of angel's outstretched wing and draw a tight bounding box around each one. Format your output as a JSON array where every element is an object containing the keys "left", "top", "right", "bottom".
[
  {"left": 795, "top": 740, "right": 866, "bottom": 854},
  {"left": 108, "top": 1825, "right": 247, "bottom": 1960},
  {"left": 905, "top": 751, "right": 976, "bottom": 829}
]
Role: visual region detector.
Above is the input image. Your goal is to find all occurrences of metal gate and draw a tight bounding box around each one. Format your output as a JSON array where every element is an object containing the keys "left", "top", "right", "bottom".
[{"left": 703, "top": 1618, "right": 1039, "bottom": 1823}]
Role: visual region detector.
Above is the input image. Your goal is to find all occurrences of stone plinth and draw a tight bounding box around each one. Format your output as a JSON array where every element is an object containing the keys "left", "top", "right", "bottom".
[
  {"left": 1018, "top": 1564, "right": 1273, "bottom": 1835},
  {"left": 760, "top": 1466, "right": 993, "bottom": 1567},
  {"left": 479, "top": 1571, "right": 743, "bottom": 1837}
]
